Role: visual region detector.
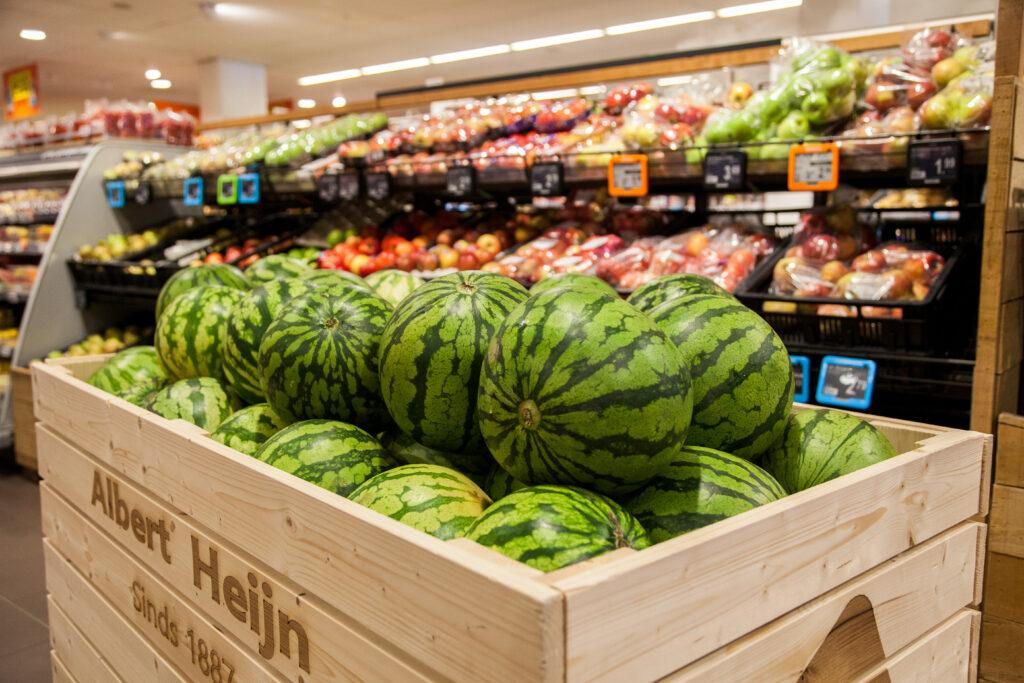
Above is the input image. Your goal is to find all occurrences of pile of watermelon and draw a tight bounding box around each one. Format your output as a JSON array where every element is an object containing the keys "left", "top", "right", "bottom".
[{"left": 86, "top": 264, "right": 898, "bottom": 573}]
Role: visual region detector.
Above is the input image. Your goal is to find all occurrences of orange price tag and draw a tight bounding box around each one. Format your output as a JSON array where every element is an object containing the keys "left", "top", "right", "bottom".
[
  {"left": 787, "top": 142, "right": 839, "bottom": 191},
  {"left": 608, "top": 154, "right": 648, "bottom": 197}
]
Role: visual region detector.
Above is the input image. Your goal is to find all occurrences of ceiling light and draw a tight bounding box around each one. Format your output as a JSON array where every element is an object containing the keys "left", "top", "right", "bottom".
[
  {"left": 511, "top": 29, "right": 605, "bottom": 52},
  {"left": 657, "top": 75, "right": 697, "bottom": 87},
  {"left": 204, "top": 3, "right": 264, "bottom": 20},
  {"left": 532, "top": 88, "right": 579, "bottom": 101},
  {"left": 144, "top": 69, "right": 161, "bottom": 80},
  {"left": 19, "top": 29, "right": 46, "bottom": 41},
  {"left": 150, "top": 79, "right": 172, "bottom": 89},
  {"left": 606, "top": 11, "right": 715, "bottom": 35},
  {"left": 293, "top": 119, "right": 311, "bottom": 129},
  {"left": 331, "top": 95, "right": 347, "bottom": 108},
  {"left": 297, "top": 69, "right": 361, "bottom": 86},
  {"left": 360, "top": 57, "right": 430, "bottom": 75},
  {"left": 579, "top": 85, "right": 607, "bottom": 96},
  {"left": 717, "top": 0, "right": 802, "bottom": 18},
  {"left": 297, "top": 98, "right": 316, "bottom": 109},
  {"left": 431, "top": 44, "right": 511, "bottom": 64}
]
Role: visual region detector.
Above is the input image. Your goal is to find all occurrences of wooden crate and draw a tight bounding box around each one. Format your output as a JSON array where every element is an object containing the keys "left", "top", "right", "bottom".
[
  {"left": 32, "top": 356, "right": 992, "bottom": 682},
  {"left": 11, "top": 365, "right": 37, "bottom": 471}
]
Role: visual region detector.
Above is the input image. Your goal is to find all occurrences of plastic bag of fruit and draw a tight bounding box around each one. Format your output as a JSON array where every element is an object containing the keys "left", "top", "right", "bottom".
[
  {"left": 769, "top": 206, "right": 872, "bottom": 296},
  {"left": 863, "top": 57, "right": 937, "bottom": 112},
  {"left": 919, "top": 62, "right": 994, "bottom": 129},
  {"left": 903, "top": 27, "right": 970, "bottom": 72},
  {"left": 840, "top": 105, "right": 918, "bottom": 154}
]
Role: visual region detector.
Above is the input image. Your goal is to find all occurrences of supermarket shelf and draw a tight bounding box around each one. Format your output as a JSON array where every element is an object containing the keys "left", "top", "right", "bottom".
[
  {"left": 0, "top": 289, "right": 30, "bottom": 304},
  {"left": 0, "top": 146, "right": 91, "bottom": 180}
]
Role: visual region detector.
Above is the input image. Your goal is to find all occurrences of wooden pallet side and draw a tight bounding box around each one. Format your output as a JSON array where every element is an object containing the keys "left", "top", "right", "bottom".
[
  {"left": 48, "top": 598, "right": 124, "bottom": 683},
  {"left": 851, "top": 609, "right": 980, "bottom": 683},
  {"left": 980, "top": 614, "right": 1024, "bottom": 682},
  {"left": 12, "top": 366, "right": 37, "bottom": 471},
  {"left": 51, "top": 653, "right": 76, "bottom": 683},
  {"left": 551, "top": 429, "right": 986, "bottom": 682},
  {"left": 36, "top": 425, "right": 441, "bottom": 683}
]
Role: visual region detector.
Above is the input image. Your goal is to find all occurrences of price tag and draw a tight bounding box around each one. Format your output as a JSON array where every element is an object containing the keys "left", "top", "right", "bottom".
[
  {"left": 237, "top": 173, "right": 260, "bottom": 204},
  {"left": 608, "top": 154, "right": 648, "bottom": 197},
  {"left": 338, "top": 172, "right": 361, "bottom": 201},
  {"left": 183, "top": 177, "right": 204, "bottom": 206},
  {"left": 703, "top": 150, "right": 747, "bottom": 191},
  {"left": 105, "top": 181, "right": 126, "bottom": 208},
  {"left": 791, "top": 355, "right": 811, "bottom": 404},
  {"left": 216, "top": 175, "right": 238, "bottom": 205},
  {"left": 788, "top": 142, "right": 839, "bottom": 191},
  {"left": 530, "top": 161, "right": 564, "bottom": 197},
  {"left": 366, "top": 172, "right": 391, "bottom": 201},
  {"left": 134, "top": 180, "right": 152, "bottom": 205},
  {"left": 907, "top": 139, "right": 961, "bottom": 186},
  {"left": 446, "top": 166, "right": 476, "bottom": 197},
  {"left": 815, "top": 355, "right": 876, "bottom": 410},
  {"left": 317, "top": 174, "right": 339, "bottom": 202}
]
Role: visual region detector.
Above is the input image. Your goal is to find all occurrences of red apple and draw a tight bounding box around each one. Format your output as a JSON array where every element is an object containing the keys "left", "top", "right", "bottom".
[
  {"left": 820, "top": 260, "right": 848, "bottom": 283},
  {"left": 417, "top": 251, "right": 439, "bottom": 271},
  {"left": 348, "top": 254, "right": 370, "bottom": 274},
  {"left": 852, "top": 251, "right": 886, "bottom": 273},
  {"left": 457, "top": 252, "right": 480, "bottom": 270},
  {"left": 477, "top": 233, "right": 501, "bottom": 254}
]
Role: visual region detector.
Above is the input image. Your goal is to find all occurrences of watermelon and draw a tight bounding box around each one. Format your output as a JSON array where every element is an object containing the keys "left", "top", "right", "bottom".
[
  {"left": 259, "top": 287, "right": 392, "bottom": 424},
  {"left": 146, "top": 377, "right": 239, "bottom": 431},
  {"left": 365, "top": 269, "right": 424, "bottom": 306},
  {"left": 116, "top": 383, "right": 164, "bottom": 408},
  {"left": 531, "top": 273, "right": 617, "bottom": 298},
  {"left": 156, "top": 286, "right": 244, "bottom": 381},
  {"left": 254, "top": 419, "right": 393, "bottom": 496},
  {"left": 627, "top": 274, "right": 731, "bottom": 313},
  {"left": 87, "top": 346, "right": 168, "bottom": 396},
  {"left": 222, "top": 278, "right": 314, "bottom": 405},
  {"left": 464, "top": 485, "right": 650, "bottom": 572},
  {"left": 245, "top": 255, "right": 313, "bottom": 285},
  {"left": 477, "top": 288, "right": 693, "bottom": 496},
  {"left": 210, "top": 403, "right": 289, "bottom": 456},
  {"left": 349, "top": 464, "right": 491, "bottom": 540},
  {"left": 299, "top": 269, "right": 370, "bottom": 291},
  {"left": 482, "top": 466, "right": 526, "bottom": 501},
  {"left": 649, "top": 293, "right": 792, "bottom": 461},
  {"left": 156, "top": 264, "right": 248, "bottom": 318},
  {"left": 763, "top": 408, "right": 898, "bottom": 493},
  {"left": 378, "top": 271, "right": 528, "bottom": 457},
  {"left": 626, "top": 445, "right": 787, "bottom": 543},
  {"left": 380, "top": 431, "right": 489, "bottom": 476}
]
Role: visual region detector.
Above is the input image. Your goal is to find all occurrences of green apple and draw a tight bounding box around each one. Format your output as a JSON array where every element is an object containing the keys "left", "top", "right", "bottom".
[
  {"left": 777, "top": 110, "right": 810, "bottom": 140},
  {"left": 800, "top": 92, "right": 831, "bottom": 126}
]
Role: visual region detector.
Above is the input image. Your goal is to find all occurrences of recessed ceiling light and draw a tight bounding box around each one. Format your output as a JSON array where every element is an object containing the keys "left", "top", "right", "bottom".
[
  {"left": 145, "top": 69, "right": 162, "bottom": 80},
  {"left": 360, "top": 57, "right": 430, "bottom": 76},
  {"left": 20, "top": 29, "right": 46, "bottom": 41},
  {"left": 203, "top": 2, "right": 263, "bottom": 19},
  {"left": 430, "top": 44, "right": 510, "bottom": 64},
  {"left": 297, "top": 98, "right": 316, "bottom": 109},
  {"left": 606, "top": 11, "right": 715, "bottom": 35},
  {"left": 657, "top": 75, "right": 697, "bottom": 87},
  {"left": 511, "top": 29, "right": 604, "bottom": 52},
  {"left": 331, "top": 95, "right": 347, "bottom": 108},
  {"left": 297, "top": 69, "right": 361, "bottom": 86},
  {"left": 150, "top": 79, "right": 172, "bottom": 89},
  {"left": 717, "top": 0, "right": 803, "bottom": 18}
]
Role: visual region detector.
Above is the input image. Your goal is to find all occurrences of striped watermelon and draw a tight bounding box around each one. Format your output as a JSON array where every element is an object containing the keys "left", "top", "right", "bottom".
[
  {"left": 627, "top": 274, "right": 731, "bottom": 313},
  {"left": 254, "top": 419, "right": 394, "bottom": 496},
  {"left": 245, "top": 255, "right": 313, "bottom": 285},
  {"left": 222, "top": 278, "right": 314, "bottom": 405},
  {"left": 259, "top": 287, "right": 392, "bottom": 424},
  {"left": 477, "top": 288, "right": 693, "bottom": 496},
  {"left": 365, "top": 269, "right": 424, "bottom": 306},
  {"left": 649, "top": 293, "right": 793, "bottom": 461},
  {"left": 378, "top": 271, "right": 528, "bottom": 457},
  {"left": 763, "top": 408, "right": 898, "bottom": 493},
  {"left": 482, "top": 466, "right": 526, "bottom": 501},
  {"left": 156, "top": 264, "right": 248, "bottom": 318},
  {"left": 530, "top": 273, "right": 617, "bottom": 298},
  {"left": 156, "top": 286, "right": 245, "bottom": 381},
  {"left": 464, "top": 485, "right": 650, "bottom": 572},
  {"left": 146, "top": 377, "right": 239, "bottom": 431},
  {"left": 349, "top": 464, "right": 491, "bottom": 539},
  {"left": 117, "top": 383, "right": 164, "bottom": 408},
  {"left": 88, "top": 346, "right": 168, "bottom": 396},
  {"left": 380, "top": 431, "right": 490, "bottom": 476},
  {"left": 626, "top": 445, "right": 787, "bottom": 543},
  {"left": 210, "top": 403, "right": 290, "bottom": 456},
  {"left": 299, "top": 269, "right": 371, "bottom": 291}
]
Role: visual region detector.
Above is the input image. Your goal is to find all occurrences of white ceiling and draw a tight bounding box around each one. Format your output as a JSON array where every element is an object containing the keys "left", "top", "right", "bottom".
[{"left": 0, "top": 0, "right": 996, "bottom": 117}]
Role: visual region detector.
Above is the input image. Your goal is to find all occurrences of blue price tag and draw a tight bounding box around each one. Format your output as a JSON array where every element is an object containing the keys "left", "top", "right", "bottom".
[
  {"left": 183, "top": 177, "right": 204, "bottom": 206},
  {"left": 238, "top": 173, "right": 260, "bottom": 204},
  {"left": 815, "top": 355, "right": 876, "bottom": 410},
  {"left": 791, "top": 355, "right": 811, "bottom": 404},
  {"left": 106, "top": 181, "right": 126, "bottom": 208}
]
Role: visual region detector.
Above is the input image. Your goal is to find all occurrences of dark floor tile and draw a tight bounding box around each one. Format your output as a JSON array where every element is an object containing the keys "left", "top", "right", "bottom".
[
  {"left": 7, "top": 590, "right": 47, "bottom": 625},
  {"left": 0, "top": 598, "right": 49, "bottom": 657},
  {"left": 0, "top": 639, "right": 51, "bottom": 682},
  {"left": 0, "top": 548, "right": 47, "bottom": 601}
]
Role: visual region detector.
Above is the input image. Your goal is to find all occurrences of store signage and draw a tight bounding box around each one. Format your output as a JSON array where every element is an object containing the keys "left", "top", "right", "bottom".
[
  {"left": 446, "top": 166, "right": 476, "bottom": 197},
  {"left": 788, "top": 142, "right": 839, "bottom": 191},
  {"left": 216, "top": 175, "right": 238, "bottom": 205},
  {"left": 237, "top": 173, "right": 260, "bottom": 204},
  {"left": 106, "top": 181, "right": 126, "bottom": 209},
  {"left": 815, "top": 355, "right": 876, "bottom": 410},
  {"left": 366, "top": 172, "right": 391, "bottom": 201},
  {"left": 791, "top": 355, "right": 811, "bottom": 404},
  {"left": 907, "top": 139, "right": 961, "bottom": 186},
  {"left": 608, "top": 155, "right": 648, "bottom": 197},
  {"left": 338, "top": 172, "right": 361, "bottom": 201},
  {"left": 134, "top": 180, "right": 152, "bottom": 205},
  {"left": 317, "top": 174, "right": 339, "bottom": 203},
  {"left": 3, "top": 64, "right": 40, "bottom": 121},
  {"left": 183, "top": 177, "right": 204, "bottom": 206},
  {"left": 703, "top": 150, "right": 747, "bottom": 191},
  {"left": 530, "top": 161, "right": 564, "bottom": 197}
]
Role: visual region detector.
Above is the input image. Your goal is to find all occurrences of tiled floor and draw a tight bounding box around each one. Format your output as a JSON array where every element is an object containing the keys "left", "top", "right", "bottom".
[{"left": 0, "top": 469, "right": 50, "bottom": 682}]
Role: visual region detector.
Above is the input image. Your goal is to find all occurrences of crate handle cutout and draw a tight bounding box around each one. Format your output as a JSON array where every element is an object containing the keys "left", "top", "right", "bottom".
[{"left": 802, "top": 594, "right": 888, "bottom": 682}]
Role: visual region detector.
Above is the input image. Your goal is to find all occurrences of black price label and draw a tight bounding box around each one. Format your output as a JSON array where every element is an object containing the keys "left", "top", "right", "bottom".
[
  {"left": 134, "top": 180, "right": 152, "bottom": 205},
  {"left": 815, "top": 356, "right": 876, "bottom": 410},
  {"left": 907, "top": 139, "right": 961, "bottom": 186},
  {"left": 446, "top": 166, "right": 476, "bottom": 197},
  {"left": 317, "top": 174, "right": 339, "bottom": 203},
  {"left": 703, "top": 150, "right": 747, "bottom": 190},
  {"left": 530, "top": 162, "right": 564, "bottom": 197},
  {"left": 338, "top": 172, "right": 361, "bottom": 201},
  {"left": 791, "top": 355, "right": 810, "bottom": 403},
  {"left": 365, "top": 172, "right": 391, "bottom": 201}
]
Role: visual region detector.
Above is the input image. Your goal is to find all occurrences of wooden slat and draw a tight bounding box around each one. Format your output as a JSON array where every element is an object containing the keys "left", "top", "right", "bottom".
[
  {"left": 980, "top": 614, "right": 1024, "bottom": 682},
  {"left": 996, "top": 0, "right": 1024, "bottom": 78},
  {"left": 989, "top": 484, "right": 1024, "bottom": 557},
  {"left": 983, "top": 551, "right": 1024, "bottom": 624},
  {"left": 852, "top": 610, "right": 979, "bottom": 683},
  {"left": 48, "top": 598, "right": 123, "bottom": 683},
  {"left": 996, "top": 414, "right": 1024, "bottom": 487},
  {"left": 997, "top": 299, "right": 1023, "bottom": 375},
  {"left": 36, "top": 426, "right": 441, "bottom": 683},
  {"left": 12, "top": 366, "right": 37, "bottom": 471},
  {"left": 551, "top": 429, "right": 987, "bottom": 682},
  {"left": 663, "top": 523, "right": 983, "bottom": 682},
  {"left": 51, "top": 653, "right": 76, "bottom": 683}
]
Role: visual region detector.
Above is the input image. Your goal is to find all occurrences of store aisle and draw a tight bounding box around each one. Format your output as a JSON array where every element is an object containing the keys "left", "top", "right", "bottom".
[{"left": 0, "top": 471, "right": 50, "bottom": 682}]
